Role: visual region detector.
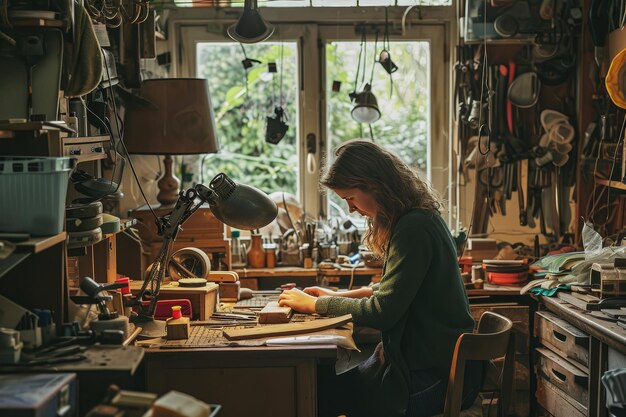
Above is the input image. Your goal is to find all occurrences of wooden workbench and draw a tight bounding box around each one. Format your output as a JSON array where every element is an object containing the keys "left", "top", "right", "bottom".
[{"left": 143, "top": 330, "right": 338, "bottom": 417}]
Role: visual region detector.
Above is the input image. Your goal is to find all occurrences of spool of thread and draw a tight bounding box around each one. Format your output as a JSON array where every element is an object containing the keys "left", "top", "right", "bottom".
[
  {"left": 471, "top": 264, "right": 484, "bottom": 282},
  {"left": 90, "top": 316, "right": 129, "bottom": 338}
]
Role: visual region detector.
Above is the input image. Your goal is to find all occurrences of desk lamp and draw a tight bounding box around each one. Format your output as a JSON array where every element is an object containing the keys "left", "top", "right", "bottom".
[
  {"left": 130, "top": 173, "right": 278, "bottom": 338},
  {"left": 124, "top": 78, "right": 219, "bottom": 206}
]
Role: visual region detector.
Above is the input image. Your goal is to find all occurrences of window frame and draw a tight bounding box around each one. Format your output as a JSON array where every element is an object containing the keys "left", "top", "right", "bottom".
[{"left": 168, "top": 6, "right": 455, "bottom": 222}]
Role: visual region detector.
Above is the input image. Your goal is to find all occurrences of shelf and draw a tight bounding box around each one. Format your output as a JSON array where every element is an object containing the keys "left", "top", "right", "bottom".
[
  {"left": 0, "top": 233, "right": 66, "bottom": 279},
  {"left": 234, "top": 266, "right": 382, "bottom": 279},
  {"left": 595, "top": 178, "right": 626, "bottom": 191}
]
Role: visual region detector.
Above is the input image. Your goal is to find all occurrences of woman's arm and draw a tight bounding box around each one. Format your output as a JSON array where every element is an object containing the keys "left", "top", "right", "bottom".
[
  {"left": 304, "top": 286, "right": 373, "bottom": 298},
  {"left": 279, "top": 286, "right": 374, "bottom": 314}
]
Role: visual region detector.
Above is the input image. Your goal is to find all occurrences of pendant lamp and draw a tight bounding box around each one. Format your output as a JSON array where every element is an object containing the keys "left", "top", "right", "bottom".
[
  {"left": 227, "top": 0, "right": 274, "bottom": 44},
  {"left": 351, "top": 83, "right": 381, "bottom": 124}
]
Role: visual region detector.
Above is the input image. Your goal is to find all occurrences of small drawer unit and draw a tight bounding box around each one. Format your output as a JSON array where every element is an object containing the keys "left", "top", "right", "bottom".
[
  {"left": 536, "top": 372, "right": 587, "bottom": 417},
  {"left": 535, "top": 347, "right": 589, "bottom": 409},
  {"left": 534, "top": 310, "right": 591, "bottom": 417},
  {"left": 535, "top": 310, "right": 590, "bottom": 368},
  {"left": 62, "top": 136, "right": 109, "bottom": 163}
]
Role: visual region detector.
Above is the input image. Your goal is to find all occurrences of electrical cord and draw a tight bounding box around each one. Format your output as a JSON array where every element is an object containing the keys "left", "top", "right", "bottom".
[
  {"left": 603, "top": 112, "right": 626, "bottom": 225},
  {"left": 100, "top": 47, "right": 160, "bottom": 223}
]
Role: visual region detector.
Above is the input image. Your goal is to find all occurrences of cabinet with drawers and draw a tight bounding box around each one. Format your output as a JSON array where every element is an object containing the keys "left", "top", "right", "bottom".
[
  {"left": 534, "top": 310, "right": 591, "bottom": 417},
  {"left": 535, "top": 295, "right": 626, "bottom": 417}
]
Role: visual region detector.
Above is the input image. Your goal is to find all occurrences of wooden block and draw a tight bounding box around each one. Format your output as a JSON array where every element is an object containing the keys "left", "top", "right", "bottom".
[
  {"left": 208, "top": 271, "right": 239, "bottom": 282},
  {"left": 258, "top": 301, "right": 293, "bottom": 324},
  {"left": 166, "top": 317, "right": 190, "bottom": 340},
  {"left": 557, "top": 292, "right": 595, "bottom": 310},
  {"left": 219, "top": 281, "right": 240, "bottom": 301}
]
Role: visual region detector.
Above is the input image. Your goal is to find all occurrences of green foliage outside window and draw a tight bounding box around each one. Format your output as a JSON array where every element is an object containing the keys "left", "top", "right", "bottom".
[
  {"left": 196, "top": 40, "right": 430, "bottom": 213},
  {"left": 196, "top": 43, "right": 299, "bottom": 194}
]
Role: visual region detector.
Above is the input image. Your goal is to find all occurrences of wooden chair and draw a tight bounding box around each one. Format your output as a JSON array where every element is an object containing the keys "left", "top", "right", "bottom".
[{"left": 438, "top": 311, "right": 516, "bottom": 417}]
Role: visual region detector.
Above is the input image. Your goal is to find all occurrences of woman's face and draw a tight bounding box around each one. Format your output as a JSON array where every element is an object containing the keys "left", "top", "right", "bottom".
[{"left": 332, "top": 187, "right": 378, "bottom": 218}]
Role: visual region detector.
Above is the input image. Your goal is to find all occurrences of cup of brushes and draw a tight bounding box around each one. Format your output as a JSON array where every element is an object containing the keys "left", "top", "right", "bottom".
[{"left": 166, "top": 306, "right": 190, "bottom": 340}]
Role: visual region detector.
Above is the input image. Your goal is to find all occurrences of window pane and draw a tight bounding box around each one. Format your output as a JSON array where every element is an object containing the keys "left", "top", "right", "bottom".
[
  {"left": 196, "top": 42, "right": 299, "bottom": 197},
  {"left": 326, "top": 40, "right": 430, "bottom": 219}
]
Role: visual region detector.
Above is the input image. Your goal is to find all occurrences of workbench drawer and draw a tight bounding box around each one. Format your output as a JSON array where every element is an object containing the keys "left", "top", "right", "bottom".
[
  {"left": 535, "top": 311, "right": 589, "bottom": 369},
  {"left": 535, "top": 347, "right": 589, "bottom": 409},
  {"left": 536, "top": 374, "right": 587, "bottom": 417}
]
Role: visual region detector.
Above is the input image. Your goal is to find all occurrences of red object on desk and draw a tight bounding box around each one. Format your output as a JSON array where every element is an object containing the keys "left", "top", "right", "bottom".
[
  {"left": 115, "top": 276, "right": 130, "bottom": 294},
  {"left": 487, "top": 271, "right": 528, "bottom": 285},
  {"left": 141, "top": 299, "right": 192, "bottom": 321}
]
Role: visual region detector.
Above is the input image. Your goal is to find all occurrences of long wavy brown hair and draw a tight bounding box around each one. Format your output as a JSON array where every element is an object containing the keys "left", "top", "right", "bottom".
[{"left": 321, "top": 139, "right": 442, "bottom": 258}]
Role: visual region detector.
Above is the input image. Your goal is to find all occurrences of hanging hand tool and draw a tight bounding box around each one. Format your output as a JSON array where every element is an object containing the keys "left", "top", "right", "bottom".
[
  {"left": 16, "top": 33, "right": 45, "bottom": 120},
  {"left": 517, "top": 159, "right": 528, "bottom": 226},
  {"left": 589, "top": 0, "right": 609, "bottom": 68}
]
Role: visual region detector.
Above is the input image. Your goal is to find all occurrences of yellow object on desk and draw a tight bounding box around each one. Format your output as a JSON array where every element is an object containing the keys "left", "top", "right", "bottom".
[{"left": 166, "top": 306, "right": 190, "bottom": 340}]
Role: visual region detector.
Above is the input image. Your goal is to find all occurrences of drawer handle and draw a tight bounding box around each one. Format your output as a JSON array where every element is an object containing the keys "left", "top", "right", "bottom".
[
  {"left": 552, "top": 330, "right": 567, "bottom": 343},
  {"left": 551, "top": 368, "right": 567, "bottom": 383}
]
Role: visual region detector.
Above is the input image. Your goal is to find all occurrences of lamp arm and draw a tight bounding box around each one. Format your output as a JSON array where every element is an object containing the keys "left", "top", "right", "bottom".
[{"left": 134, "top": 188, "right": 204, "bottom": 319}]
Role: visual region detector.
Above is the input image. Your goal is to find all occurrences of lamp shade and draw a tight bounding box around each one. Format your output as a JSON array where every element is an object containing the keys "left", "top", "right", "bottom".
[
  {"left": 124, "top": 78, "right": 219, "bottom": 155},
  {"left": 196, "top": 174, "right": 278, "bottom": 230},
  {"left": 351, "top": 83, "right": 381, "bottom": 124},
  {"left": 227, "top": 0, "right": 274, "bottom": 44}
]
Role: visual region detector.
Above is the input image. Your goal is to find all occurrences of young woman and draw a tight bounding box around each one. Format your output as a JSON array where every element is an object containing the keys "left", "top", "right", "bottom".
[{"left": 278, "top": 140, "right": 481, "bottom": 417}]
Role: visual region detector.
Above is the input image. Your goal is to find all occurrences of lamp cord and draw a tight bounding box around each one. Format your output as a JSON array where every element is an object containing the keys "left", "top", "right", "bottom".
[
  {"left": 353, "top": 29, "right": 365, "bottom": 95},
  {"left": 384, "top": 7, "right": 393, "bottom": 97},
  {"left": 280, "top": 40, "right": 284, "bottom": 109},
  {"left": 370, "top": 30, "right": 378, "bottom": 85},
  {"left": 240, "top": 42, "right": 250, "bottom": 98},
  {"left": 101, "top": 47, "right": 160, "bottom": 223}
]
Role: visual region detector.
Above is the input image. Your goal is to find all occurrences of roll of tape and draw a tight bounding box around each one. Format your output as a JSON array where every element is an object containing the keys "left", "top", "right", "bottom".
[{"left": 168, "top": 247, "right": 211, "bottom": 280}]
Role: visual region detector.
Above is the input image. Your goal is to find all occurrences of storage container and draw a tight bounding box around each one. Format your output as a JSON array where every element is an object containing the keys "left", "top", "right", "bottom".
[
  {"left": 0, "top": 373, "right": 77, "bottom": 417},
  {"left": 0, "top": 157, "right": 72, "bottom": 236}
]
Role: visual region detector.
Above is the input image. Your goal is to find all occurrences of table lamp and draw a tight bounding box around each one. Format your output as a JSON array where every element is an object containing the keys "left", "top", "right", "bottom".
[
  {"left": 129, "top": 173, "right": 278, "bottom": 338},
  {"left": 123, "top": 78, "right": 219, "bottom": 206}
]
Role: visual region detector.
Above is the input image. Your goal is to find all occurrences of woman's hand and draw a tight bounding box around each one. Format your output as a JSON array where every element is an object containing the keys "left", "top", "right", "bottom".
[
  {"left": 303, "top": 286, "right": 338, "bottom": 297},
  {"left": 278, "top": 288, "right": 317, "bottom": 314}
]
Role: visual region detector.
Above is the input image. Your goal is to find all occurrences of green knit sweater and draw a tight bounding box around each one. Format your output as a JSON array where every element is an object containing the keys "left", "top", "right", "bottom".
[{"left": 316, "top": 208, "right": 474, "bottom": 416}]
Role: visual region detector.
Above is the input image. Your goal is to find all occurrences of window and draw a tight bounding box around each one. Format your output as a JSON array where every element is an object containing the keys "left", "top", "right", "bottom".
[
  {"left": 173, "top": 8, "right": 452, "bottom": 222},
  {"left": 325, "top": 39, "right": 431, "bottom": 218},
  {"left": 195, "top": 42, "right": 299, "bottom": 196}
]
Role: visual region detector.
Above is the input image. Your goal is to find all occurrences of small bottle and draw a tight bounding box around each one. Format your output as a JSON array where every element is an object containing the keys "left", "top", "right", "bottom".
[
  {"left": 264, "top": 242, "right": 277, "bottom": 268},
  {"left": 230, "top": 230, "right": 246, "bottom": 268},
  {"left": 247, "top": 233, "right": 265, "bottom": 268}
]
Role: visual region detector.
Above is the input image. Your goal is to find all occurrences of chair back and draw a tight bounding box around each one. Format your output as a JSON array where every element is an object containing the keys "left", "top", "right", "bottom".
[{"left": 442, "top": 311, "right": 515, "bottom": 417}]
